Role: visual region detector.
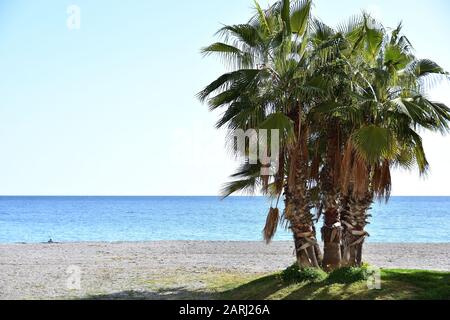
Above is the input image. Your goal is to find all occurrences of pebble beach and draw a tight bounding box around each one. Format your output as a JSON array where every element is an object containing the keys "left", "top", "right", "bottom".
[{"left": 0, "top": 241, "right": 449, "bottom": 300}]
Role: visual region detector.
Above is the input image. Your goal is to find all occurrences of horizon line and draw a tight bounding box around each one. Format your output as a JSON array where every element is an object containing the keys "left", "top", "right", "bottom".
[{"left": 1, "top": 195, "right": 450, "bottom": 197}]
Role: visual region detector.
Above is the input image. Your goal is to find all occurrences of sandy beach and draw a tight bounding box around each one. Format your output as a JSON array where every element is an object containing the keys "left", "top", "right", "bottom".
[{"left": 0, "top": 241, "right": 449, "bottom": 300}]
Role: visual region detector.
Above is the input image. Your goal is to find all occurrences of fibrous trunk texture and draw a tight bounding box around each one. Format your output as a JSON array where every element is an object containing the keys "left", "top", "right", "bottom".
[
  {"left": 285, "top": 124, "right": 321, "bottom": 269},
  {"left": 322, "top": 203, "right": 342, "bottom": 271},
  {"left": 285, "top": 193, "right": 320, "bottom": 268},
  {"left": 341, "top": 193, "right": 372, "bottom": 267},
  {"left": 320, "top": 125, "right": 342, "bottom": 271}
]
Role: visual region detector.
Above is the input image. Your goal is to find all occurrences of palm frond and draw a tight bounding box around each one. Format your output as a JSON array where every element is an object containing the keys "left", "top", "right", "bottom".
[
  {"left": 263, "top": 207, "right": 280, "bottom": 243},
  {"left": 352, "top": 125, "right": 395, "bottom": 164},
  {"left": 281, "top": 0, "right": 291, "bottom": 33},
  {"left": 290, "top": 0, "right": 312, "bottom": 36},
  {"left": 253, "top": 0, "right": 271, "bottom": 36},
  {"left": 197, "top": 69, "right": 261, "bottom": 105},
  {"left": 220, "top": 163, "right": 262, "bottom": 198},
  {"left": 201, "top": 42, "right": 253, "bottom": 68}
]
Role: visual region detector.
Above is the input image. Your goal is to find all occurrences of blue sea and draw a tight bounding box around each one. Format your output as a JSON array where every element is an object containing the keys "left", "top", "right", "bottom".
[{"left": 0, "top": 196, "right": 449, "bottom": 243}]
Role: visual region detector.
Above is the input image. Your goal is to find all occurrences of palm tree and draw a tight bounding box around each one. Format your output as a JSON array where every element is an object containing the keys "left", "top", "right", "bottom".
[
  {"left": 335, "top": 17, "right": 450, "bottom": 266},
  {"left": 200, "top": 1, "right": 450, "bottom": 270},
  {"left": 307, "top": 14, "right": 450, "bottom": 268},
  {"left": 304, "top": 17, "right": 373, "bottom": 270},
  {"left": 199, "top": 0, "right": 332, "bottom": 268}
]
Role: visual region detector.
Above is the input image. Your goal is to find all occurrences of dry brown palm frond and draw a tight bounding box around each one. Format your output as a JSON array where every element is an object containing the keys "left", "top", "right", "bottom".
[
  {"left": 372, "top": 163, "right": 382, "bottom": 195},
  {"left": 300, "top": 127, "right": 309, "bottom": 163},
  {"left": 275, "top": 149, "right": 285, "bottom": 194},
  {"left": 353, "top": 155, "right": 369, "bottom": 199},
  {"left": 379, "top": 159, "right": 392, "bottom": 201},
  {"left": 310, "top": 152, "right": 321, "bottom": 182},
  {"left": 263, "top": 207, "right": 279, "bottom": 244},
  {"left": 340, "top": 139, "right": 354, "bottom": 195},
  {"left": 309, "top": 138, "right": 321, "bottom": 182},
  {"left": 261, "top": 173, "right": 270, "bottom": 193},
  {"left": 333, "top": 131, "right": 342, "bottom": 186},
  {"left": 288, "top": 147, "right": 299, "bottom": 193}
]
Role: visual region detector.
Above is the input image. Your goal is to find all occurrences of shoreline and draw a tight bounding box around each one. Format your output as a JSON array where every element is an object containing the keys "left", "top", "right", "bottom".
[
  {"left": 1, "top": 241, "right": 449, "bottom": 299},
  {"left": 3, "top": 240, "right": 450, "bottom": 245}
]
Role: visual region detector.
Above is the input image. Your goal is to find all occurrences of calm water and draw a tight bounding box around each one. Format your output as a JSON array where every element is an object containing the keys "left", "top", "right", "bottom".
[{"left": 0, "top": 196, "right": 449, "bottom": 243}]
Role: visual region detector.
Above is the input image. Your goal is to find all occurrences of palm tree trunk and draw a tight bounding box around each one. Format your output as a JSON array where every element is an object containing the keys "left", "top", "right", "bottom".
[
  {"left": 285, "top": 176, "right": 320, "bottom": 268},
  {"left": 285, "top": 124, "right": 320, "bottom": 269},
  {"left": 287, "top": 196, "right": 320, "bottom": 268},
  {"left": 320, "top": 124, "right": 342, "bottom": 271},
  {"left": 321, "top": 187, "right": 342, "bottom": 270},
  {"left": 313, "top": 226, "right": 323, "bottom": 266},
  {"left": 322, "top": 203, "right": 342, "bottom": 271},
  {"left": 341, "top": 193, "right": 372, "bottom": 267}
]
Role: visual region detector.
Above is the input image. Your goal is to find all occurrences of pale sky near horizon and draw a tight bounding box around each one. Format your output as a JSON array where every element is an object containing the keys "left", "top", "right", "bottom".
[{"left": 0, "top": 0, "right": 449, "bottom": 196}]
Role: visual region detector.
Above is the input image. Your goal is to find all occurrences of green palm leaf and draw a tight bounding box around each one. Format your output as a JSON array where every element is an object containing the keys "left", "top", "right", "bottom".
[
  {"left": 201, "top": 42, "right": 253, "bottom": 68},
  {"left": 352, "top": 125, "right": 395, "bottom": 163},
  {"left": 281, "top": 0, "right": 291, "bottom": 33},
  {"left": 253, "top": 0, "right": 271, "bottom": 35},
  {"left": 259, "top": 112, "right": 295, "bottom": 139},
  {"left": 290, "top": 0, "right": 312, "bottom": 36}
]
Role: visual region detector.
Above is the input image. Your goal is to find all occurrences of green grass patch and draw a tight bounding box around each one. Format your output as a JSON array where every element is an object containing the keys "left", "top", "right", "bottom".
[
  {"left": 84, "top": 268, "right": 450, "bottom": 300},
  {"left": 220, "top": 267, "right": 450, "bottom": 300},
  {"left": 327, "top": 266, "right": 372, "bottom": 284},
  {"left": 218, "top": 268, "right": 450, "bottom": 300},
  {"left": 380, "top": 269, "right": 450, "bottom": 300},
  {"left": 281, "top": 264, "right": 328, "bottom": 284}
]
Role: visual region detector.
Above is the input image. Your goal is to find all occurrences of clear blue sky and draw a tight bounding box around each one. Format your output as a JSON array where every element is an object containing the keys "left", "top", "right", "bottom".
[{"left": 0, "top": 0, "right": 449, "bottom": 195}]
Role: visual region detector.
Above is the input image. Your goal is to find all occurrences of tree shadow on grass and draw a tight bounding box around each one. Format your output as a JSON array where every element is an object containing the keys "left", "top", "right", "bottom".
[
  {"left": 83, "top": 270, "right": 450, "bottom": 300},
  {"left": 219, "top": 275, "right": 289, "bottom": 300},
  {"left": 283, "top": 282, "right": 377, "bottom": 300},
  {"left": 84, "top": 287, "right": 217, "bottom": 300},
  {"left": 84, "top": 275, "right": 289, "bottom": 300},
  {"left": 381, "top": 269, "right": 450, "bottom": 300},
  {"left": 283, "top": 269, "right": 450, "bottom": 300}
]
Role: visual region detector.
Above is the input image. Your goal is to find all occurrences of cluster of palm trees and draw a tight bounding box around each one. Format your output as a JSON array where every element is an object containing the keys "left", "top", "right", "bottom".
[{"left": 199, "top": 0, "right": 450, "bottom": 270}]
